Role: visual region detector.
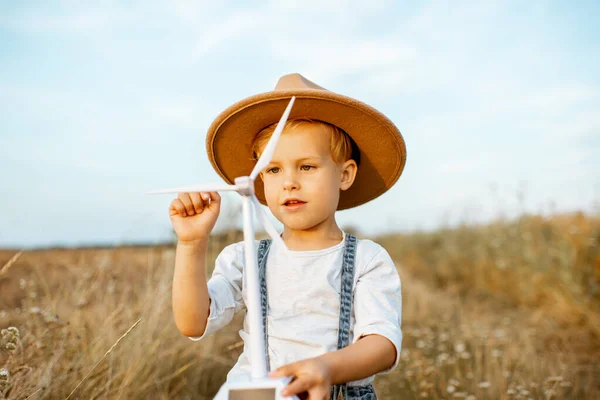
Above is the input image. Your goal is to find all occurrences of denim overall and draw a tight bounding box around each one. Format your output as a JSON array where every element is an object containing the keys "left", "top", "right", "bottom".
[{"left": 257, "top": 234, "right": 377, "bottom": 400}]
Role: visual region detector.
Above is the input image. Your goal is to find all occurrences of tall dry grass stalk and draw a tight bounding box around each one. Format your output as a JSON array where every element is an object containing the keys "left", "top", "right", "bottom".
[
  {"left": 0, "top": 212, "right": 597, "bottom": 399},
  {"left": 65, "top": 317, "right": 142, "bottom": 400},
  {"left": 0, "top": 251, "right": 22, "bottom": 276}
]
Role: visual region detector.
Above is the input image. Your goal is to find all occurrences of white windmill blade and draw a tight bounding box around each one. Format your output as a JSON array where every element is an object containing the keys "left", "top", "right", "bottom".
[
  {"left": 146, "top": 183, "right": 238, "bottom": 195},
  {"left": 249, "top": 96, "right": 296, "bottom": 180},
  {"left": 251, "top": 196, "right": 287, "bottom": 251}
]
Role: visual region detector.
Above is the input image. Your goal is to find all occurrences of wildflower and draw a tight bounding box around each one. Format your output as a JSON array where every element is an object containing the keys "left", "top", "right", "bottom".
[
  {"left": 478, "top": 381, "right": 490, "bottom": 389},
  {"left": 42, "top": 311, "right": 58, "bottom": 324},
  {"left": 454, "top": 342, "right": 466, "bottom": 353},
  {"left": 417, "top": 340, "right": 426, "bottom": 349},
  {"left": 29, "top": 307, "right": 42, "bottom": 314},
  {"left": 1, "top": 327, "right": 20, "bottom": 353},
  {"left": 7, "top": 327, "right": 19, "bottom": 337},
  {"left": 447, "top": 385, "right": 456, "bottom": 394},
  {"left": 439, "top": 332, "right": 449, "bottom": 342},
  {"left": 436, "top": 353, "right": 449, "bottom": 364},
  {"left": 507, "top": 389, "right": 516, "bottom": 395},
  {"left": 0, "top": 311, "right": 6, "bottom": 319},
  {"left": 401, "top": 349, "right": 411, "bottom": 361},
  {"left": 420, "top": 391, "right": 428, "bottom": 398},
  {"left": 449, "top": 379, "right": 460, "bottom": 387},
  {"left": 0, "top": 368, "right": 8, "bottom": 392},
  {"left": 460, "top": 352, "right": 471, "bottom": 359},
  {"left": 19, "top": 278, "right": 26, "bottom": 289}
]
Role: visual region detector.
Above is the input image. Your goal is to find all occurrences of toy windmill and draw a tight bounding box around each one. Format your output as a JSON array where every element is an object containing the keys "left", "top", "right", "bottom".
[{"left": 149, "top": 97, "right": 299, "bottom": 400}]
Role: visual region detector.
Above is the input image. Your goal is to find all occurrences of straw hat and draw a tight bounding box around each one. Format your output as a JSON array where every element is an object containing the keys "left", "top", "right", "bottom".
[{"left": 206, "top": 73, "right": 406, "bottom": 210}]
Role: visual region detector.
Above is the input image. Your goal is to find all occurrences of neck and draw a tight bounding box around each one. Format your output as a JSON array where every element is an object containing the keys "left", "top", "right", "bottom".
[{"left": 282, "top": 215, "right": 344, "bottom": 251}]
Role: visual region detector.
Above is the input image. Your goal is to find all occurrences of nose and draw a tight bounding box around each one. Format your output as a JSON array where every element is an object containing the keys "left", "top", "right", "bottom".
[{"left": 282, "top": 170, "right": 300, "bottom": 191}]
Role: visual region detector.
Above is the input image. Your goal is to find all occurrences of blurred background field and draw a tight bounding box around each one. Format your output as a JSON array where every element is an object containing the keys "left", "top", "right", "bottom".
[{"left": 1, "top": 211, "right": 599, "bottom": 399}]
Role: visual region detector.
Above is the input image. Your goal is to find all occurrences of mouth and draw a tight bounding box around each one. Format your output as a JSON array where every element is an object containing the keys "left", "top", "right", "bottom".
[{"left": 282, "top": 199, "right": 306, "bottom": 208}]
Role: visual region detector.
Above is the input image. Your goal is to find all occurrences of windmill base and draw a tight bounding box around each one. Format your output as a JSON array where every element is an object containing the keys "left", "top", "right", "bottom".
[{"left": 213, "top": 377, "right": 300, "bottom": 400}]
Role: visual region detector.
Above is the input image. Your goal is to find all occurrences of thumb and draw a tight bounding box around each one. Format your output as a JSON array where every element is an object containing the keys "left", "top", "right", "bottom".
[{"left": 207, "top": 192, "right": 221, "bottom": 211}]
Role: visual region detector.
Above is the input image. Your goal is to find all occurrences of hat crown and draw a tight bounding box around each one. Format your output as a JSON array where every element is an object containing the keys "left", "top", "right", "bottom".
[{"left": 274, "top": 73, "right": 327, "bottom": 91}]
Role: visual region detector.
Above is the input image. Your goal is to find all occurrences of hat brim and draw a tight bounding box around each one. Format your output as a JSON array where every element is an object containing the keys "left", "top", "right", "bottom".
[{"left": 206, "top": 89, "right": 406, "bottom": 210}]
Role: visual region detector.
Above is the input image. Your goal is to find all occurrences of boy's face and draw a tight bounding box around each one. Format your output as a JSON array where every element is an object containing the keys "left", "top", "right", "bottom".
[{"left": 259, "top": 123, "right": 356, "bottom": 231}]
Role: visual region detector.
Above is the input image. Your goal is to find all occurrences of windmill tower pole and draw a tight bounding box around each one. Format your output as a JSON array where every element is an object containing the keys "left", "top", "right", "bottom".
[{"left": 239, "top": 178, "right": 268, "bottom": 379}]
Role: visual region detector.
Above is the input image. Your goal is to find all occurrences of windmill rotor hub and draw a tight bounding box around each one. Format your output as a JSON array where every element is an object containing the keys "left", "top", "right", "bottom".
[{"left": 234, "top": 176, "right": 255, "bottom": 196}]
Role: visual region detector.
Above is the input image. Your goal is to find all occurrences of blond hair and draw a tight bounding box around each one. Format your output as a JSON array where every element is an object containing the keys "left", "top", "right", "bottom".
[{"left": 251, "top": 118, "right": 359, "bottom": 165}]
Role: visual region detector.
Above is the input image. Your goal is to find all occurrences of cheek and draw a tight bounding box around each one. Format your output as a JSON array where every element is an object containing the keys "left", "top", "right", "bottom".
[
  {"left": 262, "top": 178, "right": 278, "bottom": 203},
  {"left": 308, "top": 173, "right": 341, "bottom": 202}
]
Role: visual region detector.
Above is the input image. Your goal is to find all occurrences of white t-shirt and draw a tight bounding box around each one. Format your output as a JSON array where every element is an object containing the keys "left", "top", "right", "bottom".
[{"left": 189, "top": 235, "right": 403, "bottom": 387}]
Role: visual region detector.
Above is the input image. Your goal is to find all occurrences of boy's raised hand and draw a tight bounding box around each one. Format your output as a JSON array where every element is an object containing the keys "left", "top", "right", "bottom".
[{"left": 169, "top": 192, "right": 221, "bottom": 243}]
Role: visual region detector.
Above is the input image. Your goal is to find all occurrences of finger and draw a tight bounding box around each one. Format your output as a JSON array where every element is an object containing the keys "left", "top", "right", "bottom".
[
  {"left": 177, "top": 193, "right": 196, "bottom": 216},
  {"left": 169, "top": 199, "right": 187, "bottom": 217},
  {"left": 269, "top": 364, "right": 292, "bottom": 378},
  {"left": 189, "top": 192, "right": 204, "bottom": 214},
  {"left": 282, "top": 378, "right": 311, "bottom": 397}
]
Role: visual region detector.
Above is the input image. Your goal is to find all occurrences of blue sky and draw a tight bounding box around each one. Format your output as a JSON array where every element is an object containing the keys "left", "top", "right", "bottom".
[{"left": 1, "top": 0, "right": 599, "bottom": 248}]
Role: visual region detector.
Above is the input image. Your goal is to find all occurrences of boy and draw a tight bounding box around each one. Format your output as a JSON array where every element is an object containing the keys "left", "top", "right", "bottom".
[{"left": 170, "top": 74, "right": 406, "bottom": 400}]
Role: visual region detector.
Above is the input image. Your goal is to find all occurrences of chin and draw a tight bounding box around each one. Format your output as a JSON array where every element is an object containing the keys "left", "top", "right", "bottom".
[{"left": 281, "top": 215, "right": 327, "bottom": 231}]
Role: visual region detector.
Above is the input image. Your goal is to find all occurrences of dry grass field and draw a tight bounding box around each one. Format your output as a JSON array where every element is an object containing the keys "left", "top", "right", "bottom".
[{"left": 0, "top": 212, "right": 599, "bottom": 399}]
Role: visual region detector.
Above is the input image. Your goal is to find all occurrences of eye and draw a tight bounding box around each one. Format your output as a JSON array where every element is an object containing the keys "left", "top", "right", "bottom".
[
  {"left": 300, "top": 165, "right": 314, "bottom": 171},
  {"left": 266, "top": 166, "right": 280, "bottom": 174}
]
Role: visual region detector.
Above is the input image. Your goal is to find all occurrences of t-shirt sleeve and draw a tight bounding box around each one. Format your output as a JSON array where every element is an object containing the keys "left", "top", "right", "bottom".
[
  {"left": 188, "top": 242, "right": 246, "bottom": 341},
  {"left": 352, "top": 245, "right": 403, "bottom": 374}
]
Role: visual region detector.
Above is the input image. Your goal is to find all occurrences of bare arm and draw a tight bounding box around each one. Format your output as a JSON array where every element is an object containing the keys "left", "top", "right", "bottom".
[
  {"left": 168, "top": 191, "right": 221, "bottom": 338},
  {"left": 320, "top": 334, "right": 396, "bottom": 384},
  {"left": 270, "top": 334, "right": 396, "bottom": 398},
  {"left": 172, "top": 239, "right": 211, "bottom": 337}
]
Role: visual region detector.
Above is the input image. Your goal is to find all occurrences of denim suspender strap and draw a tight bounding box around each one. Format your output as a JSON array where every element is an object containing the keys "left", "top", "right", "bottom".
[
  {"left": 330, "top": 233, "right": 357, "bottom": 400},
  {"left": 330, "top": 234, "right": 377, "bottom": 400},
  {"left": 257, "top": 239, "right": 272, "bottom": 372}
]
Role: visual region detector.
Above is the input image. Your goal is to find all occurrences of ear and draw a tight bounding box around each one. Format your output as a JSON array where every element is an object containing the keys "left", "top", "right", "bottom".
[{"left": 340, "top": 159, "right": 358, "bottom": 191}]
